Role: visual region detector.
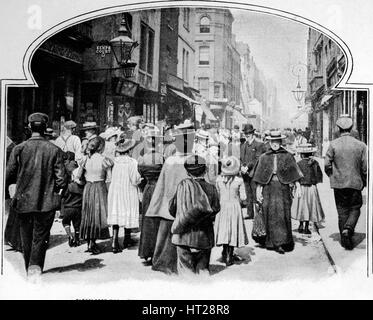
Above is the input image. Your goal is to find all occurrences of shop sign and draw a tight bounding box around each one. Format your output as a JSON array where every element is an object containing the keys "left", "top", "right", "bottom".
[
  {"left": 96, "top": 45, "right": 111, "bottom": 57},
  {"left": 40, "top": 41, "right": 83, "bottom": 64}
]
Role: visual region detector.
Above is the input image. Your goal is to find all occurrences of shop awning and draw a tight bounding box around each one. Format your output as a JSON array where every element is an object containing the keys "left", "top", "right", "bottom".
[
  {"left": 232, "top": 109, "right": 248, "bottom": 122},
  {"left": 320, "top": 94, "right": 333, "bottom": 106},
  {"left": 195, "top": 104, "right": 216, "bottom": 121},
  {"left": 170, "top": 88, "right": 200, "bottom": 104}
]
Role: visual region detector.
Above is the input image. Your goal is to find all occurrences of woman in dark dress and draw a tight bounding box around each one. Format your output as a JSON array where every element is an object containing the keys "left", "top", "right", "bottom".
[
  {"left": 252, "top": 131, "right": 303, "bottom": 254},
  {"left": 137, "top": 130, "right": 164, "bottom": 261}
]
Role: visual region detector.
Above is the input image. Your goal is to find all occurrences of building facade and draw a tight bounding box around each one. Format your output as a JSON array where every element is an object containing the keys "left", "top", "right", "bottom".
[
  {"left": 194, "top": 8, "right": 241, "bottom": 129},
  {"left": 306, "top": 28, "right": 367, "bottom": 155}
]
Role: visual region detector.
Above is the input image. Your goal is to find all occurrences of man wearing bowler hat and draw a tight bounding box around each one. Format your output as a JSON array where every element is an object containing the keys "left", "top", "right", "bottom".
[
  {"left": 324, "top": 115, "right": 367, "bottom": 250},
  {"left": 240, "top": 123, "right": 266, "bottom": 219},
  {"left": 6, "top": 112, "right": 67, "bottom": 280}
]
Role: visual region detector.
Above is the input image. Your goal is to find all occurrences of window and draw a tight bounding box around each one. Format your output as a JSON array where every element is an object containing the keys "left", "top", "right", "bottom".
[
  {"left": 182, "top": 49, "right": 189, "bottom": 83},
  {"left": 199, "top": 46, "right": 209, "bottom": 65},
  {"left": 198, "top": 77, "right": 209, "bottom": 99},
  {"left": 200, "top": 16, "right": 210, "bottom": 33},
  {"left": 214, "top": 83, "right": 220, "bottom": 98},
  {"left": 183, "top": 8, "right": 190, "bottom": 30},
  {"left": 342, "top": 91, "right": 355, "bottom": 116},
  {"left": 139, "top": 22, "right": 155, "bottom": 75}
]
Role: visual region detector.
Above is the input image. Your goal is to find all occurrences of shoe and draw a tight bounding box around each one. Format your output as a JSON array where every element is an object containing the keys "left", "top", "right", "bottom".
[
  {"left": 225, "top": 247, "right": 235, "bottom": 266},
  {"left": 90, "top": 244, "right": 101, "bottom": 255},
  {"left": 298, "top": 225, "right": 304, "bottom": 233},
  {"left": 123, "top": 237, "right": 135, "bottom": 249},
  {"left": 68, "top": 236, "right": 75, "bottom": 247},
  {"left": 304, "top": 227, "right": 311, "bottom": 235},
  {"left": 342, "top": 230, "right": 353, "bottom": 250},
  {"left": 112, "top": 242, "right": 122, "bottom": 254},
  {"left": 275, "top": 246, "right": 285, "bottom": 254},
  {"left": 221, "top": 246, "right": 228, "bottom": 263}
]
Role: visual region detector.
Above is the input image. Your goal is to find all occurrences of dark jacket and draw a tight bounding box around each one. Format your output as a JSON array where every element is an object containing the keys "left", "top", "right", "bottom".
[
  {"left": 297, "top": 158, "right": 323, "bottom": 186},
  {"left": 169, "top": 178, "right": 220, "bottom": 250},
  {"left": 324, "top": 134, "right": 367, "bottom": 190},
  {"left": 62, "top": 181, "right": 84, "bottom": 209},
  {"left": 252, "top": 148, "right": 303, "bottom": 185},
  {"left": 6, "top": 136, "right": 68, "bottom": 213},
  {"left": 240, "top": 139, "right": 266, "bottom": 179}
]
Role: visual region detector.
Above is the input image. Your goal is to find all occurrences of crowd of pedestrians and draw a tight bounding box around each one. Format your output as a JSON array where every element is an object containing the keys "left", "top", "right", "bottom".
[{"left": 4, "top": 112, "right": 367, "bottom": 281}]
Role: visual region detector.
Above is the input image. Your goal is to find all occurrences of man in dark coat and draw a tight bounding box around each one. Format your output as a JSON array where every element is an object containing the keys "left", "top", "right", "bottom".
[
  {"left": 240, "top": 124, "right": 266, "bottom": 219},
  {"left": 6, "top": 112, "right": 67, "bottom": 279},
  {"left": 324, "top": 116, "right": 367, "bottom": 250},
  {"left": 169, "top": 155, "right": 220, "bottom": 275}
]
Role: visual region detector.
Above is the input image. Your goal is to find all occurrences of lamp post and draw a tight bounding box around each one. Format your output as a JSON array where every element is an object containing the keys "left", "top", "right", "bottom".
[{"left": 109, "top": 13, "right": 139, "bottom": 78}]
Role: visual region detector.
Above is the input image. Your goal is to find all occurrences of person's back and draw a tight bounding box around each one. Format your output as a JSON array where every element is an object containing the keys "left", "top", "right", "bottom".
[
  {"left": 6, "top": 136, "right": 66, "bottom": 213},
  {"left": 325, "top": 134, "right": 367, "bottom": 190}
]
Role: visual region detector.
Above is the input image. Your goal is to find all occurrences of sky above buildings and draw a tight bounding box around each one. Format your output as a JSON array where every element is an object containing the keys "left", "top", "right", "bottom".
[{"left": 231, "top": 9, "right": 309, "bottom": 127}]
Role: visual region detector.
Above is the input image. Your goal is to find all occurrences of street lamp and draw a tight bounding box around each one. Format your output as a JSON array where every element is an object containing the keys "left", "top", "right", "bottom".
[
  {"left": 109, "top": 13, "right": 139, "bottom": 78},
  {"left": 292, "top": 76, "right": 305, "bottom": 109}
]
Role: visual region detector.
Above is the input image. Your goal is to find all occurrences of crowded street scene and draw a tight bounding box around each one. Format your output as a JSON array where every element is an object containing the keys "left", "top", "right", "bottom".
[{"left": 3, "top": 7, "right": 368, "bottom": 283}]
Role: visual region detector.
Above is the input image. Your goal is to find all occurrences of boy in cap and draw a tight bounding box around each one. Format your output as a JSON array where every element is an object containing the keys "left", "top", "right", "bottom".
[
  {"left": 6, "top": 112, "right": 67, "bottom": 280},
  {"left": 169, "top": 155, "right": 220, "bottom": 275},
  {"left": 324, "top": 115, "right": 367, "bottom": 250}
]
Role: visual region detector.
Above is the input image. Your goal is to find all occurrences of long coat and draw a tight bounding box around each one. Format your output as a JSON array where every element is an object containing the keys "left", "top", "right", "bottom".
[
  {"left": 240, "top": 139, "right": 266, "bottom": 172},
  {"left": 169, "top": 178, "right": 220, "bottom": 249},
  {"left": 324, "top": 133, "right": 367, "bottom": 190},
  {"left": 6, "top": 136, "right": 67, "bottom": 213}
]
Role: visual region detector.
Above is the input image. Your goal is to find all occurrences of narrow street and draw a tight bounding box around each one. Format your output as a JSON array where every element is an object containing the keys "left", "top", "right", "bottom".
[{"left": 3, "top": 157, "right": 366, "bottom": 284}]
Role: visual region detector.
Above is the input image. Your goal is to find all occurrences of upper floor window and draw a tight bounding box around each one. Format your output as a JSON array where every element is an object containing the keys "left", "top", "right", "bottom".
[
  {"left": 183, "top": 8, "right": 190, "bottom": 31},
  {"left": 199, "top": 46, "right": 209, "bottom": 65},
  {"left": 139, "top": 22, "right": 154, "bottom": 75},
  {"left": 200, "top": 17, "right": 210, "bottom": 33}
]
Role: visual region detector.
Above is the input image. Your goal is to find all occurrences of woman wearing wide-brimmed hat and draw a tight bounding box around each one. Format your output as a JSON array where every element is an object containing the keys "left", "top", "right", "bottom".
[
  {"left": 79, "top": 136, "right": 112, "bottom": 255},
  {"left": 214, "top": 156, "right": 249, "bottom": 266},
  {"left": 137, "top": 130, "right": 164, "bottom": 261},
  {"left": 252, "top": 131, "right": 303, "bottom": 254},
  {"left": 107, "top": 138, "right": 142, "bottom": 253},
  {"left": 291, "top": 144, "right": 325, "bottom": 235}
]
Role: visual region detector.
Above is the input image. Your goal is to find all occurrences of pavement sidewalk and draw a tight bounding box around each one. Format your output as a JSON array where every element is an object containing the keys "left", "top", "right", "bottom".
[{"left": 312, "top": 157, "right": 366, "bottom": 274}]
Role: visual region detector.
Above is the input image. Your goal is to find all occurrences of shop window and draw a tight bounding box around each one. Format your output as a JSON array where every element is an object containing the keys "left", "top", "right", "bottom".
[
  {"left": 199, "top": 46, "right": 209, "bottom": 65},
  {"left": 200, "top": 16, "right": 210, "bottom": 33},
  {"left": 139, "top": 22, "right": 154, "bottom": 75}
]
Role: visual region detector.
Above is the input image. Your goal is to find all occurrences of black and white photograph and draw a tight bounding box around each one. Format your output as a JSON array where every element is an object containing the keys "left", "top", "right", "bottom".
[{"left": 0, "top": 0, "right": 371, "bottom": 300}]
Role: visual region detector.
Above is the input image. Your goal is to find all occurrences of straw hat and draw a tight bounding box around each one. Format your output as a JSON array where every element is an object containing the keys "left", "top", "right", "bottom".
[
  {"left": 176, "top": 119, "right": 194, "bottom": 130},
  {"left": 221, "top": 156, "right": 240, "bottom": 176},
  {"left": 81, "top": 122, "right": 99, "bottom": 131},
  {"left": 266, "top": 130, "right": 286, "bottom": 140},
  {"left": 297, "top": 143, "right": 317, "bottom": 154},
  {"left": 115, "top": 139, "right": 136, "bottom": 153}
]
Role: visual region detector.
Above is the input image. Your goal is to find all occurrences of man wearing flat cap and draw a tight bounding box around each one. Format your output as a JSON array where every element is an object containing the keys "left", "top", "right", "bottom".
[
  {"left": 54, "top": 120, "right": 83, "bottom": 162},
  {"left": 324, "top": 115, "right": 367, "bottom": 250},
  {"left": 240, "top": 123, "right": 266, "bottom": 219},
  {"left": 6, "top": 112, "right": 67, "bottom": 280}
]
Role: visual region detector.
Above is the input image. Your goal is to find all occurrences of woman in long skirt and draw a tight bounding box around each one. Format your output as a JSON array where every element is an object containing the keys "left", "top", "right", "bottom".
[
  {"left": 80, "top": 137, "right": 113, "bottom": 255},
  {"left": 137, "top": 131, "right": 164, "bottom": 261},
  {"left": 107, "top": 139, "right": 142, "bottom": 253},
  {"left": 253, "top": 131, "right": 303, "bottom": 254}
]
